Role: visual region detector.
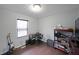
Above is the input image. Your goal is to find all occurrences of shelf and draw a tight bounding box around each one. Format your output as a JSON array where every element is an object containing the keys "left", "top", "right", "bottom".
[
  {"left": 54, "top": 29, "right": 73, "bottom": 32},
  {"left": 53, "top": 28, "right": 73, "bottom": 54}
]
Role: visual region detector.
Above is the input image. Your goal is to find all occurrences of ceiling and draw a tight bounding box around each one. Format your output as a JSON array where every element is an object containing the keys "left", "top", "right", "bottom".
[{"left": 0, "top": 4, "right": 79, "bottom": 19}]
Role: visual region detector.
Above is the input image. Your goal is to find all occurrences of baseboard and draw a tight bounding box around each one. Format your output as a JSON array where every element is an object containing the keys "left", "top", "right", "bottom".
[
  {"left": 14, "top": 44, "right": 26, "bottom": 51},
  {"left": 2, "top": 51, "right": 10, "bottom": 55}
]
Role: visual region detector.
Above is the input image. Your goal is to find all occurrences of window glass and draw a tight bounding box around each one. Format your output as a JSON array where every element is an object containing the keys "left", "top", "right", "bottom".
[{"left": 17, "top": 20, "right": 27, "bottom": 37}]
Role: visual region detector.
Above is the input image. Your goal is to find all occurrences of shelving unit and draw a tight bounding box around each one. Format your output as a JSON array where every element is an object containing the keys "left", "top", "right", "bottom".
[{"left": 53, "top": 29, "right": 73, "bottom": 54}]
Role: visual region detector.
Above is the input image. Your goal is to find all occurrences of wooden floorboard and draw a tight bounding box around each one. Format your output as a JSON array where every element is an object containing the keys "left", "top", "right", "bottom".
[{"left": 12, "top": 43, "right": 66, "bottom": 55}]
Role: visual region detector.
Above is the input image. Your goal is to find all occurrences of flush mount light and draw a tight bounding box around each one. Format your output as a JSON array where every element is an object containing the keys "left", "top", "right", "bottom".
[{"left": 31, "top": 4, "right": 42, "bottom": 12}]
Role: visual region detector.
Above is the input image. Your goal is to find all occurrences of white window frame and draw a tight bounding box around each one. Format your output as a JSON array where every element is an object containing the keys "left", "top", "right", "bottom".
[{"left": 17, "top": 19, "right": 28, "bottom": 38}]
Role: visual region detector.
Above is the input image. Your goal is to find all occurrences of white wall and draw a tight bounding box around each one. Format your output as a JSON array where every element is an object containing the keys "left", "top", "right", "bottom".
[
  {"left": 38, "top": 10, "right": 78, "bottom": 42},
  {"left": 0, "top": 8, "right": 38, "bottom": 54},
  {"left": 77, "top": 8, "right": 79, "bottom": 17},
  {"left": 0, "top": 9, "right": 9, "bottom": 54}
]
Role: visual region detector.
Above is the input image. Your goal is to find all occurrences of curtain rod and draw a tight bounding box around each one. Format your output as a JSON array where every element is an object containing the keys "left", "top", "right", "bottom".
[{"left": 17, "top": 18, "right": 28, "bottom": 21}]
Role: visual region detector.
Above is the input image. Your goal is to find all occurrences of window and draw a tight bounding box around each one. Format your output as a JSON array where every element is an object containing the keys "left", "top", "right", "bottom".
[{"left": 17, "top": 19, "right": 28, "bottom": 37}]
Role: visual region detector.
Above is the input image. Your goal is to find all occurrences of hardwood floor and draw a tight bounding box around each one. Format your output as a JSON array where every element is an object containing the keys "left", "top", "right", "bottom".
[{"left": 12, "top": 43, "right": 66, "bottom": 55}]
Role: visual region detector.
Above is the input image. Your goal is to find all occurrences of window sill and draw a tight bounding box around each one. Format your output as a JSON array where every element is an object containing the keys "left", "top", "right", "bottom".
[{"left": 17, "top": 35, "right": 28, "bottom": 38}]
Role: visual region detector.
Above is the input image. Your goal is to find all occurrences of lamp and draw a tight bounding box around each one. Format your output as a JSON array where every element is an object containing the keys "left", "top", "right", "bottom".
[{"left": 31, "top": 4, "right": 42, "bottom": 12}]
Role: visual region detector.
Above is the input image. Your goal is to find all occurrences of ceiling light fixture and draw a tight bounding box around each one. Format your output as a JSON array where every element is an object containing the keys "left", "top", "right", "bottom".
[{"left": 31, "top": 4, "right": 42, "bottom": 12}]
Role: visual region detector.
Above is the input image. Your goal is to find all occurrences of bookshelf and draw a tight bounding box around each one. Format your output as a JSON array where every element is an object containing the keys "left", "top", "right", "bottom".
[{"left": 53, "top": 29, "right": 73, "bottom": 54}]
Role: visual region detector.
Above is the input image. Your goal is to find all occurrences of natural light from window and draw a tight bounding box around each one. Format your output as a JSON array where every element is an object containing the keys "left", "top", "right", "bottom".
[{"left": 17, "top": 20, "right": 28, "bottom": 37}]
